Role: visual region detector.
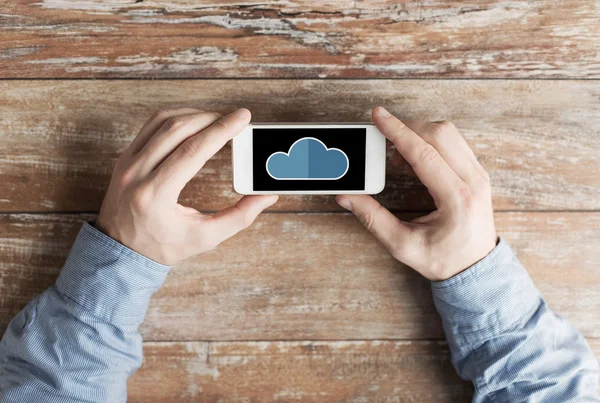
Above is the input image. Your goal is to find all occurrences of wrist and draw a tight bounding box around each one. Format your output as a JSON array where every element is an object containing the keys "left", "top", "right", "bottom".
[
  {"left": 95, "top": 212, "right": 170, "bottom": 264},
  {"left": 443, "top": 236, "right": 498, "bottom": 281}
]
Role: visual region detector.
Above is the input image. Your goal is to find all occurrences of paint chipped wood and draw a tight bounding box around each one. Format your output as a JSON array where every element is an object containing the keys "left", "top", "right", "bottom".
[
  {"left": 1, "top": 80, "right": 598, "bottom": 212},
  {"left": 128, "top": 340, "right": 474, "bottom": 402},
  {"left": 1, "top": 212, "right": 599, "bottom": 341},
  {"left": 1, "top": 1, "right": 599, "bottom": 78},
  {"left": 2, "top": 1, "right": 598, "bottom": 399}
]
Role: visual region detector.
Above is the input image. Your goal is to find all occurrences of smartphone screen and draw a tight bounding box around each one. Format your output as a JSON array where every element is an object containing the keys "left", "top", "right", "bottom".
[{"left": 252, "top": 128, "right": 366, "bottom": 191}]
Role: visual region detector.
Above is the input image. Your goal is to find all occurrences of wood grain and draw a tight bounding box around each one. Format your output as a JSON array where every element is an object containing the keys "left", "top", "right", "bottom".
[
  {"left": 128, "top": 340, "right": 473, "bottom": 402},
  {"left": 1, "top": 79, "right": 599, "bottom": 212},
  {"left": 128, "top": 339, "right": 600, "bottom": 402},
  {"left": 2, "top": 1, "right": 598, "bottom": 399},
  {"left": 1, "top": 0, "right": 599, "bottom": 78},
  {"left": 1, "top": 212, "right": 598, "bottom": 341}
]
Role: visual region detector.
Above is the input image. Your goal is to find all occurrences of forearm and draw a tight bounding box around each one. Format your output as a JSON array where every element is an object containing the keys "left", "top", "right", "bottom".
[
  {"left": 0, "top": 108, "right": 272, "bottom": 402},
  {"left": 0, "top": 223, "right": 170, "bottom": 403},
  {"left": 432, "top": 238, "right": 599, "bottom": 402}
]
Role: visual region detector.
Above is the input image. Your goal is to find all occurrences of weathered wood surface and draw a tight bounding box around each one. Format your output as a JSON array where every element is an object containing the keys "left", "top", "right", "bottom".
[
  {"left": 2, "top": 212, "right": 599, "bottom": 340},
  {"left": 127, "top": 339, "right": 600, "bottom": 402},
  {"left": 2, "top": 0, "right": 599, "bottom": 78},
  {"left": 128, "top": 339, "right": 600, "bottom": 403},
  {"left": 128, "top": 340, "right": 474, "bottom": 402},
  {"left": 2, "top": 1, "right": 598, "bottom": 399},
  {"left": 1, "top": 79, "right": 599, "bottom": 212}
]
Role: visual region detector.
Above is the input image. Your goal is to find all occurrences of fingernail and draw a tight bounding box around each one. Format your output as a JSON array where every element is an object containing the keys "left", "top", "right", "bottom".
[
  {"left": 336, "top": 196, "right": 352, "bottom": 211},
  {"left": 232, "top": 108, "right": 250, "bottom": 120},
  {"left": 375, "top": 106, "right": 391, "bottom": 118}
]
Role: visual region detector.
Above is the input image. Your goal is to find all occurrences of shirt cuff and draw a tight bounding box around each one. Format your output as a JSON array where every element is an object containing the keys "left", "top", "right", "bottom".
[
  {"left": 431, "top": 238, "right": 542, "bottom": 349},
  {"left": 56, "top": 222, "right": 171, "bottom": 327}
]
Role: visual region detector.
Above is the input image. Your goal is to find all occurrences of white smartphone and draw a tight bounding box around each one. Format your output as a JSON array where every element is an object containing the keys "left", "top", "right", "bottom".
[{"left": 232, "top": 123, "right": 386, "bottom": 195}]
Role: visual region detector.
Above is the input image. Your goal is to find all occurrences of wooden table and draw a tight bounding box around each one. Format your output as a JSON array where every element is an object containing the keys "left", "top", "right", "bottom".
[{"left": 1, "top": 1, "right": 599, "bottom": 401}]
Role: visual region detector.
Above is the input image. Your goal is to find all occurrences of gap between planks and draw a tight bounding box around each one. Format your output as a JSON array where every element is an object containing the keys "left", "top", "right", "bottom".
[
  {"left": 1, "top": 210, "right": 600, "bottom": 215},
  {"left": 142, "top": 338, "right": 451, "bottom": 344},
  {"left": 2, "top": 79, "right": 599, "bottom": 212},
  {"left": 1, "top": 78, "right": 600, "bottom": 81}
]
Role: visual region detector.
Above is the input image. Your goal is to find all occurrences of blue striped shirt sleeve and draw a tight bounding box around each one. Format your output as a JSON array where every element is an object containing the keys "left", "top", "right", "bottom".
[
  {"left": 0, "top": 222, "right": 170, "bottom": 403},
  {"left": 2, "top": 226, "right": 599, "bottom": 402},
  {"left": 432, "top": 238, "right": 600, "bottom": 402}
]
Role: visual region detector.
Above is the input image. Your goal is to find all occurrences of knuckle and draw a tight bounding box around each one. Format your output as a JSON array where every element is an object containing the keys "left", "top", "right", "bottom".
[
  {"left": 180, "top": 138, "right": 200, "bottom": 158},
  {"left": 116, "top": 165, "right": 136, "bottom": 188},
  {"left": 390, "top": 225, "right": 418, "bottom": 262},
  {"left": 361, "top": 212, "right": 376, "bottom": 232},
  {"left": 212, "top": 118, "right": 228, "bottom": 131},
  {"left": 456, "top": 184, "right": 474, "bottom": 210},
  {"left": 164, "top": 116, "right": 187, "bottom": 132},
  {"left": 130, "top": 185, "right": 154, "bottom": 213},
  {"left": 360, "top": 204, "right": 381, "bottom": 233},
  {"left": 115, "top": 176, "right": 129, "bottom": 191},
  {"left": 416, "top": 143, "right": 439, "bottom": 165}
]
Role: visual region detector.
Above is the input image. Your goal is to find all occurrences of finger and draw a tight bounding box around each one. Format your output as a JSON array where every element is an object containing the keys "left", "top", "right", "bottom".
[
  {"left": 336, "top": 194, "right": 416, "bottom": 262},
  {"left": 200, "top": 195, "right": 278, "bottom": 249},
  {"left": 406, "top": 120, "right": 476, "bottom": 159},
  {"left": 372, "top": 106, "right": 465, "bottom": 207},
  {"left": 133, "top": 112, "right": 222, "bottom": 175},
  {"left": 125, "top": 108, "right": 203, "bottom": 156},
  {"left": 154, "top": 108, "right": 251, "bottom": 195},
  {"left": 431, "top": 120, "right": 489, "bottom": 179},
  {"left": 432, "top": 120, "right": 477, "bottom": 159},
  {"left": 403, "top": 120, "right": 482, "bottom": 184}
]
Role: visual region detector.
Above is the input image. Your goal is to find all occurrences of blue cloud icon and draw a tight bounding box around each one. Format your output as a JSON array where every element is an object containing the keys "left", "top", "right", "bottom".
[{"left": 266, "top": 137, "right": 349, "bottom": 180}]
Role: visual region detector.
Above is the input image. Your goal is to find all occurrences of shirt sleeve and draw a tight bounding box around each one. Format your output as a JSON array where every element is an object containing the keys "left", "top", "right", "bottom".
[
  {"left": 0, "top": 222, "right": 170, "bottom": 403},
  {"left": 432, "top": 238, "right": 600, "bottom": 402}
]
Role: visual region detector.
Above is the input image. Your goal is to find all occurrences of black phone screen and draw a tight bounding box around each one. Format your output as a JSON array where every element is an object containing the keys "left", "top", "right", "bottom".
[{"left": 252, "top": 128, "right": 366, "bottom": 191}]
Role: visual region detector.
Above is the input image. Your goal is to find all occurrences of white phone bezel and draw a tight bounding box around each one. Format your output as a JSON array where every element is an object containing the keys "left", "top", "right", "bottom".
[{"left": 232, "top": 124, "right": 386, "bottom": 195}]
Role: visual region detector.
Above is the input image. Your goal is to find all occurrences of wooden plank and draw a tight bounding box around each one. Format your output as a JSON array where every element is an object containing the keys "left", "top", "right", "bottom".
[
  {"left": 128, "top": 340, "right": 473, "bottom": 402},
  {"left": 128, "top": 339, "right": 600, "bottom": 402},
  {"left": 2, "top": 0, "right": 599, "bottom": 78},
  {"left": 1, "top": 79, "right": 599, "bottom": 212},
  {"left": 1, "top": 212, "right": 599, "bottom": 340}
]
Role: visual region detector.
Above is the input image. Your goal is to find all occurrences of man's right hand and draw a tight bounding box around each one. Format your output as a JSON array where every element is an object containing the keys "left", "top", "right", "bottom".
[{"left": 337, "top": 106, "right": 497, "bottom": 281}]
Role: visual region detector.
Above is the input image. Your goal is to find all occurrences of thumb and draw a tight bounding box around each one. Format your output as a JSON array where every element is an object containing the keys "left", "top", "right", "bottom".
[
  {"left": 201, "top": 195, "right": 278, "bottom": 248},
  {"left": 336, "top": 194, "right": 412, "bottom": 261}
]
